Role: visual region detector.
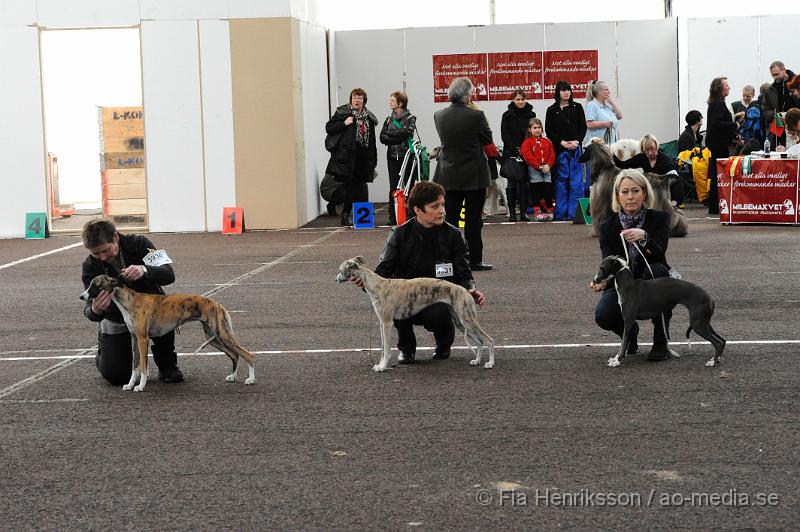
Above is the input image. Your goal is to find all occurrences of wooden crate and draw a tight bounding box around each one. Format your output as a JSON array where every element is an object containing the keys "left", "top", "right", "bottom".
[
  {"left": 104, "top": 198, "right": 148, "bottom": 216},
  {"left": 101, "top": 168, "right": 147, "bottom": 217},
  {"left": 102, "top": 151, "right": 145, "bottom": 170},
  {"left": 98, "top": 106, "right": 147, "bottom": 218}
]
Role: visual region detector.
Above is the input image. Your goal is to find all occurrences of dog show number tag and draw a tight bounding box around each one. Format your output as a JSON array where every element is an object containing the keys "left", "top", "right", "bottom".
[
  {"left": 143, "top": 249, "right": 173, "bottom": 267},
  {"left": 435, "top": 263, "right": 453, "bottom": 278}
]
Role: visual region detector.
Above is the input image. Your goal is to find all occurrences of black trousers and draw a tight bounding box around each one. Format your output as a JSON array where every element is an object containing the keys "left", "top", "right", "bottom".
[
  {"left": 394, "top": 302, "right": 455, "bottom": 355},
  {"left": 96, "top": 329, "right": 179, "bottom": 385},
  {"left": 444, "top": 188, "right": 486, "bottom": 264},
  {"left": 594, "top": 263, "right": 672, "bottom": 344},
  {"left": 707, "top": 144, "right": 728, "bottom": 215},
  {"left": 341, "top": 181, "right": 369, "bottom": 215},
  {"left": 506, "top": 179, "right": 529, "bottom": 214}
]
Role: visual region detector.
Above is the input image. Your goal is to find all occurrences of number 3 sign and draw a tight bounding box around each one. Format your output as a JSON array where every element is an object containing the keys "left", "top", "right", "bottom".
[{"left": 222, "top": 207, "right": 244, "bottom": 234}]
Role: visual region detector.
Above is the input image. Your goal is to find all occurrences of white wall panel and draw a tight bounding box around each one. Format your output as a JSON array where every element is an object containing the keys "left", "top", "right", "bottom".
[
  {"left": 333, "top": 29, "right": 406, "bottom": 201},
  {"left": 0, "top": 26, "right": 46, "bottom": 239},
  {"left": 298, "top": 21, "right": 330, "bottom": 221},
  {"left": 0, "top": 0, "right": 36, "bottom": 26},
  {"left": 758, "top": 15, "right": 800, "bottom": 83},
  {"left": 228, "top": 0, "right": 291, "bottom": 19},
  {"left": 140, "top": 0, "right": 229, "bottom": 21},
  {"left": 616, "top": 19, "right": 678, "bottom": 142},
  {"left": 37, "top": 0, "right": 140, "bottom": 28},
  {"left": 686, "top": 18, "right": 759, "bottom": 127},
  {"left": 141, "top": 20, "right": 205, "bottom": 232},
  {"left": 199, "top": 20, "right": 236, "bottom": 232}
]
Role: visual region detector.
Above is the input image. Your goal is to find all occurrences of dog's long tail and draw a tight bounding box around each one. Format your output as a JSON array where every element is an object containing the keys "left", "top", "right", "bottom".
[{"left": 685, "top": 326, "right": 693, "bottom": 350}]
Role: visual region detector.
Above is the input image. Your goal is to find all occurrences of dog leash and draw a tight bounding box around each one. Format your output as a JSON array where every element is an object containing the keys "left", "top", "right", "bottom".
[{"left": 619, "top": 233, "right": 677, "bottom": 357}]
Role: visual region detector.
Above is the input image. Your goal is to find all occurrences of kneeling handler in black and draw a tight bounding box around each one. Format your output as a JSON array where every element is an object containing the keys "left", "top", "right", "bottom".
[
  {"left": 80, "top": 219, "right": 183, "bottom": 385},
  {"left": 591, "top": 169, "right": 672, "bottom": 361},
  {"left": 373, "top": 181, "right": 486, "bottom": 363}
]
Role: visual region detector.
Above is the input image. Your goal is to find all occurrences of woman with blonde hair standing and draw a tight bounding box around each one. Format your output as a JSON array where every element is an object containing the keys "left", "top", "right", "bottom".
[{"left": 583, "top": 80, "right": 623, "bottom": 145}]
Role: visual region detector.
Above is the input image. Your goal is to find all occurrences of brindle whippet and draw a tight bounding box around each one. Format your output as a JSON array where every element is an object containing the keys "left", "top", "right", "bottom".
[
  {"left": 336, "top": 256, "right": 495, "bottom": 372},
  {"left": 80, "top": 275, "right": 255, "bottom": 391}
]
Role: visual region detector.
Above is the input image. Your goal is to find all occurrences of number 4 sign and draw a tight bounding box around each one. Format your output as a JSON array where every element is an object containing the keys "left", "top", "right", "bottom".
[
  {"left": 222, "top": 207, "right": 244, "bottom": 234},
  {"left": 25, "top": 212, "right": 48, "bottom": 239}
]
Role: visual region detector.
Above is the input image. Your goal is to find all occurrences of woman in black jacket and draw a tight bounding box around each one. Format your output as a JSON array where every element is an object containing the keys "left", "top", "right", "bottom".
[
  {"left": 545, "top": 80, "right": 587, "bottom": 220},
  {"left": 325, "top": 88, "right": 378, "bottom": 226},
  {"left": 501, "top": 89, "right": 536, "bottom": 220},
  {"left": 705, "top": 77, "right": 739, "bottom": 215},
  {"left": 589, "top": 170, "right": 672, "bottom": 361},
  {"left": 379, "top": 91, "right": 416, "bottom": 225}
]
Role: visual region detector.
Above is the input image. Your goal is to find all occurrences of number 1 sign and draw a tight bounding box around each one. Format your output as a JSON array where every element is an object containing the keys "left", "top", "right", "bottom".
[{"left": 222, "top": 207, "right": 244, "bottom": 234}]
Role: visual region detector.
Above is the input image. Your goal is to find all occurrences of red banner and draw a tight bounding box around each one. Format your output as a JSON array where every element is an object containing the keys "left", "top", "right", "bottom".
[
  {"left": 432, "top": 53, "right": 488, "bottom": 103},
  {"left": 487, "top": 52, "right": 543, "bottom": 101},
  {"left": 434, "top": 50, "right": 598, "bottom": 102},
  {"left": 542, "top": 50, "right": 598, "bottom": 100},
  {"left": 717, "top": 158, "right": 800, "bottom": 224}
]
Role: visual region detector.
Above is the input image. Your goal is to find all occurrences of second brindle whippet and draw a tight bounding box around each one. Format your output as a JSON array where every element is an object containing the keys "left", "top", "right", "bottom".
[
  {"left": 336, "top": 256, "right": 495, "bottom": 372},
  {"left": 592, "top": 255, "right": 726, "bottom": 368},
  {"left": 80, "top": 274, "right": 255, "bottom": 391}
]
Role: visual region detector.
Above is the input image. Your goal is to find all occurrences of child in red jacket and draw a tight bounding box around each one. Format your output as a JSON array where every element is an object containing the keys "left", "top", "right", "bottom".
[{"left": 520, "top": 118, "right": 555, "bottom": 217}]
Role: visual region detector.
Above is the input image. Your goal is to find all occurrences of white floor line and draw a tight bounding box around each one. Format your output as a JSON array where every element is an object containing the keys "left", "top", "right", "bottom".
[
  {"left": 1, "top": 339, "right": 797, "bottom": 362},
  {"left": 0, "top": 398, "right": 88, "bottom": 404},
  {"left": 0, "top": 228, "right": 347, "bottom": 397},
  {"left": 0, "top": 357, "right": 85, "bottom": 399},
  {"left": 0, "top": 241, "right": 82, "bottom": 271}
]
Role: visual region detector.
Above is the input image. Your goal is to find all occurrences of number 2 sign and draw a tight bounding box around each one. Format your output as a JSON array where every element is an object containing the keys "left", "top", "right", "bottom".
[
  {"left": 222, "top": 207, "right": 244, "bottom": 234},
  {"left": 352, "top": 202, "right": 374, "bottom": 229}
]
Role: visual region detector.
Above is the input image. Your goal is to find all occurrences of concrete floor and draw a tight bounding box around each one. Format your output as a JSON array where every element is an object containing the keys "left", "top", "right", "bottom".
[{"left": 0, "top": 204, "right": 797, "bottom": 529}]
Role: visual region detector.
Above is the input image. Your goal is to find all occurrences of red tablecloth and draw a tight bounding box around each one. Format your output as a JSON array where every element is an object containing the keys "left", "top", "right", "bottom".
[{"left": 717, "top": 157, "right": 800, "bottom": 224}]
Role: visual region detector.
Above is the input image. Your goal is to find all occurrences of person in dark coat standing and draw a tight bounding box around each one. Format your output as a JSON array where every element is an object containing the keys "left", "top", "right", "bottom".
[
  {"left": 705, "top": 77, "right": 739, "bottom": 215},
  {"left": 379, "top": 91, "right": 416, "bottom": 225},
  {"left": 433, "top": 77, "right": 495, "bottom": 271},
  {"left": 590, "top": 169, "right": 673, "bottom": 361},
  {"left": 501, "top": 89, "right": 536, "bottom": 221},
  {"left": 545, "top": 80, "right": 587, "bottom": 220},
  {"left": 325, "top": 88, "right": 378, "bottom": 226},
  {"left": 762, "top": 61, "right": 798, "bottom": 147}
]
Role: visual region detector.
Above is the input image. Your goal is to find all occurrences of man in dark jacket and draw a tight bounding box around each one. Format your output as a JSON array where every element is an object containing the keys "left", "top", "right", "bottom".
[
  {"left": 433, "top": 77, "right": 495, "bottom": 271},
  {"left": 81, "top": 220, "right": 183, "bottom": 385},
  {"left": 371, "top": 181, "right": 486, "bottom": 364},
  {"left": 763, "top": 61, "right": 798, "bottom": 146}
]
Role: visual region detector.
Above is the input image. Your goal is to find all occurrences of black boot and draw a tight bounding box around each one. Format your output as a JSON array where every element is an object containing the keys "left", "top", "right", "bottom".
[
  {"left": 341, "top": 210, "right": 352, "bottom": 226},
  {"left": 326, "top": 203, "right": 337, "bottom": 217},
  {"left": 507, "top": 209, "right": 517, "bottom": 222},
  {"left": 519, "top": 190, "right": 530, "bottom": 221},
  {"left": 647, "top": 314, "right": 671, "bottom": 361}
]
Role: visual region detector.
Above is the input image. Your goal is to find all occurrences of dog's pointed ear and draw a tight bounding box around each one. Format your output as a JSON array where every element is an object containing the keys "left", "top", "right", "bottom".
[{"left": 354, "top": 256, "right": 367, "bottom": 265}]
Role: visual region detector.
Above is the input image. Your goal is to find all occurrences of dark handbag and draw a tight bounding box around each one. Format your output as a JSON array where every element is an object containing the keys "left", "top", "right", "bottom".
[
  {"left": 325, "top": 130, "right": 343, "bottom": 153},
  {"left": 500, "top": 156, "right": 527, "bottom": 182}
]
